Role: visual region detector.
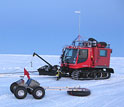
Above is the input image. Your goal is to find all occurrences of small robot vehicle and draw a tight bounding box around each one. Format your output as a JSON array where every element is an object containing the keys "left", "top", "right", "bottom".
[{"left": 10, "top": 78, "right": 45, "bottom": 99}]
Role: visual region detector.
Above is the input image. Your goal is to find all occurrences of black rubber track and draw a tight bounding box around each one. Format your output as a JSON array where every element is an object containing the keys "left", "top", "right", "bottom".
[
  {"left": 10, "top": 82, "right": 18, "bottom": 93},
  {"left": 67, "top": 88, "right": 91, "bottom": 97},
  {"left": 71, "top": 69, "right": 112, "bottom": 80}
]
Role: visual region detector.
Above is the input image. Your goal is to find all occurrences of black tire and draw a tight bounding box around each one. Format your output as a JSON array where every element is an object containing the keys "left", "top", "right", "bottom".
[
  {"left": 10, "top": 82, "right": 18, "bottom": 93},
  {"left": 67, "top": 88, "right": 91, "bottom": 97},
  {"left": 32, "top": 87, "right": 45, "bottom": 99},
  {"left": 14, "top": 86, "right": 27, "bottom": 99}
]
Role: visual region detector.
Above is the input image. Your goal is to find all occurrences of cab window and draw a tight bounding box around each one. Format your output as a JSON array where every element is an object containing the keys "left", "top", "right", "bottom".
[
  {"left": 100, "top": 50, "right": 107, "bottom": 57},
  {"left": 78, "top": 49, "right": 88, "bottom": 63}
]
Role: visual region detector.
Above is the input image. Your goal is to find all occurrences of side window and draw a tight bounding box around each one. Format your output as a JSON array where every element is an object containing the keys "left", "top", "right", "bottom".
[
  {"left": 78, "top": 49, "right": 88, "bottom": 63},
  {"left": 100, "top": 50, "right": 107, "bottom": 57}
]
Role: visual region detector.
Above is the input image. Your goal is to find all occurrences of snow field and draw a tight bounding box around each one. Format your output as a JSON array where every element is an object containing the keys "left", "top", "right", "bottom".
[{"left": 0, "top": 54, "right": 124, "bottom": 107}]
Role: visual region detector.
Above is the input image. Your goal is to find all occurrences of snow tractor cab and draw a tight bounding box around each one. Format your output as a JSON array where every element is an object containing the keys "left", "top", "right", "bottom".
[{"left": 60, "top": 36, "right": 114, "bottom": 80}]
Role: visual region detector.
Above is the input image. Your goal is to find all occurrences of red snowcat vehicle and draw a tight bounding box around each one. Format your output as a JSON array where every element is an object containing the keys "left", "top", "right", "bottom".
[{"left": 33, "top": 36, "right": 114, "bottom": 80}]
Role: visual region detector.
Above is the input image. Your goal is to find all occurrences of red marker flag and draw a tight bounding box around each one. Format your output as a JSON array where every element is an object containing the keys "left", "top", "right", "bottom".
[{"left": 24, "top": 68, "right": 30, "bottom": 79}]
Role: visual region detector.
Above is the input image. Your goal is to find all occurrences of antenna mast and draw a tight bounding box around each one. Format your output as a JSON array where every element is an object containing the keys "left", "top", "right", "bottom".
[{"left": 74, "top": 10, "right": 81, "bottom": 35}]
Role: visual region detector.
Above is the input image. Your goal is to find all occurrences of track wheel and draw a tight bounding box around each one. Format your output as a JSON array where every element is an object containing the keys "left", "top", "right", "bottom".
[
  {"left": 14, "top": 86, "right": 27, "bottom": 99},
  {"left": 95, "top": 72, "right": 102, "bottom": 79},
  {"left": 32, "top": 87, "right": 45, "bottom": 99},
  {"left": 106, "top": 72, "right": 111, "bottom": 79},
  {"left": 102, "top": 72, "right": 107, "bottom": 78},
  {"left": 10, "top": 82, "right": 18, "bottom": 93},
  {"left": 88, "top": 72, "right": 96, "bottom": 79}
]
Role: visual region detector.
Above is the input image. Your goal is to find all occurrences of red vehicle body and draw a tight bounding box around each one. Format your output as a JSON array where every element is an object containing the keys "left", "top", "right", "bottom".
[
  {"left": 61, "top": 46, "right": 111, "bottom": 69},
  {"left": 61, "top": 37, "right": 114, "bottom": 80}
]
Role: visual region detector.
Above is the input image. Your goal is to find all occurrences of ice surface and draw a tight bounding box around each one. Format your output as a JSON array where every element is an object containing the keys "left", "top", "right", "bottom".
[{"left": 0, "top": 54, "right": 124, "bottom": 107}]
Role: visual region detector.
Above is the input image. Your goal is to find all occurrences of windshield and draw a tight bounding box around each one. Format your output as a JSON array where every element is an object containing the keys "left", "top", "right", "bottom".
[{"left": 63, "top": 48, "right": 78, "bottom": 64}]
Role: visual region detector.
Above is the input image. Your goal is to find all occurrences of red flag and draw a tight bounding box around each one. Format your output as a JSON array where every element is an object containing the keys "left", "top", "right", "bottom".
[{"left": 24, "top": 68, "right": 30, "bottom": 79}]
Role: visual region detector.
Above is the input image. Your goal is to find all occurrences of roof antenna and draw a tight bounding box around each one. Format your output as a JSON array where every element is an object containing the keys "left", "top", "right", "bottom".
[
  {"left": 74, "top": 10, "right": 81, "bottom": 36},
  {"left": 72, "top": 11, "right": 82, "bottom": 46}
]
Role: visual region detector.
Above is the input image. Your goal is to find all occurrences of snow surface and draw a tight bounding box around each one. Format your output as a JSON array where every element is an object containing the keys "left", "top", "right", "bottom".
[{"left": 0, "top": 54, "right": 124, "bottom": 107}]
